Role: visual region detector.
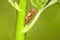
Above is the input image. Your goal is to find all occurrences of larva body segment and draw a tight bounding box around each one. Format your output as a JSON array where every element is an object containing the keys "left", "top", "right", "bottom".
[{"left": 25, "top": 8, "right": 36, "bottom": 24}]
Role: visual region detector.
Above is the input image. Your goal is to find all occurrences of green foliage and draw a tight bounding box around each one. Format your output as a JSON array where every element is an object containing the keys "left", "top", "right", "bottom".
[{"left": 30, "top": 0, "right": 48, "bottom": 10}]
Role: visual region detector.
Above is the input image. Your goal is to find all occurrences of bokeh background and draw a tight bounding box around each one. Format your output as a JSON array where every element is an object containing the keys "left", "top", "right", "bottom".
[{"left": 0, "top": 0, "right": 60, "bottom": 40}]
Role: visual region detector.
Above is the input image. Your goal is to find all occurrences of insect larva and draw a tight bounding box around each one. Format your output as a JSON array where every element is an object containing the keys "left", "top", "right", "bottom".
[{"left": 25, "top": 8, "right": 36, "bottom": 24}]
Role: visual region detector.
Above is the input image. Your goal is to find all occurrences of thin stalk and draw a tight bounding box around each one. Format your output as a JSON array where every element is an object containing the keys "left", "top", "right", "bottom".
[{"left": 15, "top": 0, "right": 27, "bottom": 40}]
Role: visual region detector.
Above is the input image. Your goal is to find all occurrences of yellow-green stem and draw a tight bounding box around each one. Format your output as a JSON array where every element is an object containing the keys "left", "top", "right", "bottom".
[
  {"left": 15, "top": 0, "right": 27, "bottom": 40},
  {"left": 16, "top": 11, "right": 25, "bottom": 40}
]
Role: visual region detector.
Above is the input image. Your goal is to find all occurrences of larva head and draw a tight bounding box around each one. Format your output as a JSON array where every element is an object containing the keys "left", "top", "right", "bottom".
[{"left": 30, "top": 8, "right": 36, "bottom": 16}]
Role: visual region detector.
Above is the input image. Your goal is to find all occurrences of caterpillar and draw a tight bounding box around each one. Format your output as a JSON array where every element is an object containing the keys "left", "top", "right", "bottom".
[{"left": 25, "top": 8, "right": 36, "bottom": 24}]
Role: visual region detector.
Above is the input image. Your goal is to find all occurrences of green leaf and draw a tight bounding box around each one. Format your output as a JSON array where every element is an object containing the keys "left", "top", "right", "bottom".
[{"left": 30, "top": 0, "right": 49, "bottom": 10}]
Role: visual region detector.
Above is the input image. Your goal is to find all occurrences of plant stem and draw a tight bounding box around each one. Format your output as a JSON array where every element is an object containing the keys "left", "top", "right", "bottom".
[{"left": 15, "top": 0, "right": 27, "bottom": 40}]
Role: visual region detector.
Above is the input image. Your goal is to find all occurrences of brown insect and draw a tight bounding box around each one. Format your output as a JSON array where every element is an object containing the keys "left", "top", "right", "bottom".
[{"left": 25, "top": 8, "right": 36, "bottom": 24}]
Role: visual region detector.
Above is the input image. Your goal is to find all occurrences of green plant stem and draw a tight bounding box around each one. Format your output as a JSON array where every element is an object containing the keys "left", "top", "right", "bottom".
[{"left": 15, "top": 0, "right": 27, "bottom": 40}]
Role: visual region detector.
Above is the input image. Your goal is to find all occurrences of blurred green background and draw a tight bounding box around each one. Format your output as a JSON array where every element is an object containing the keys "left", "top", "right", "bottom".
[{"left": 0, "top": 0, "right": 60, "bottom": 40}]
